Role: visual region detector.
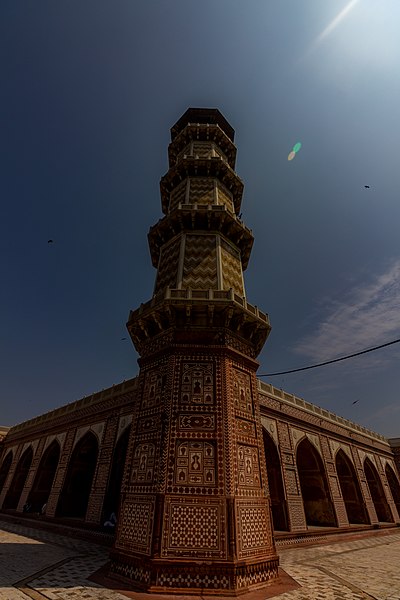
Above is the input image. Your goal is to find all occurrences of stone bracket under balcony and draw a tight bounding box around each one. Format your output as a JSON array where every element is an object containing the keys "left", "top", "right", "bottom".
[{"left": 127, "top": 288, "right": 271, "bottom": 357}]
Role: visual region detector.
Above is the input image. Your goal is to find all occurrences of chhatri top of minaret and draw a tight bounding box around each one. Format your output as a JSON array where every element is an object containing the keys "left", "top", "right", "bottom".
[{"left": 171, "top": 108, "right": 235, "bottom": 142}]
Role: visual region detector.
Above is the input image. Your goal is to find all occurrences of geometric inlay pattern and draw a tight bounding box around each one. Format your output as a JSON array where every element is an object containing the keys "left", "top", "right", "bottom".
[
  {"left": 236, "top": 560, "right": 279, "bottom": 588},
  {"left": 183, "top": 234, "right": 217, "bottom": 290},
  {"left": 192, "top": 141, "right": 213, "bottom": 158},
  {"left": 117, "top": 496, "right": 155, "bottom": 554},
  {"left": 142, "top": 369, "right": 163, "bottom": 409},
  {"left": 181, "top": 362, "right": 214, "bottom": 406},
  {"left": 236, "top": 418, "right": 256, "bottom": 437},
  {"left": 285, "top": 469, "right": 299, "bottom": 495},
  {"left": 220, "top": 237, "right": 243, "bottom": 296},
  {"left": 175, "top": 440, "right": 216, "bottom": 486},
  {"left": 237, "top": 445, "right": 260, "bottom": 487},
  {"left": 188, "top": 177, "right": 214, "bottom": 205},
  {"left": 157, "top": 572, "right": 230, "bottom": 590},
  {"left": 237, "top": 503, "right": 271, "bottom": 556},
  {"left": 216, "top": 181, "right": 234, "bottom": 212},
  {"left": 155, "top": 236, "right": 180, "bottom": 294},
  {"left": 169, "top": 180, "right": 186, "bottom": 212},
  {"left": 162, "top": 497, "right": 226, "bottom": 558},
  {"left": 169, "top": 504, "right": 218, "bottom": 548},
  {"left": 232, "top": 368, "right": 253, "bottom": 414},
  {"left": 131, "top": 442, "right": 156, "bottom": 483},
  {"left": 178, "top": 414, "right": 215, "bottom": 430}
]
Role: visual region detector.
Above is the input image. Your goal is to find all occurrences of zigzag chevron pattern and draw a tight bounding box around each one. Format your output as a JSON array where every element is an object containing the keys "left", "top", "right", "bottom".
[
  {"left": 183, "top": 234, "right": 217, "bottom": 289},
  {"left": 170, "top": 180, "right": 186, "bottom": 212},
  {"left": 220, "top": 238, "right": 244, "bottom": 295},
  {"left": 188, "top": 178, "right": 214, "bottom": 204},
  {"left": 216, "top": 182, "right": 235, "bottom": 213},
  {"left": 192, "top": 141, "right": 213, "bottom": 157},
  {"left": 155, "top": 237, "right": 180, "bottom": 294}
]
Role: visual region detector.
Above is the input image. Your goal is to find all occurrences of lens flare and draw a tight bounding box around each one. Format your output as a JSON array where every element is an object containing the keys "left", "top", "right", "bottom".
[
  {"left": 293, "top": 142, "right": 302, "bottom": 153},
  {"left": 288, "top": 142, "right": 302, "bottom": 161}
]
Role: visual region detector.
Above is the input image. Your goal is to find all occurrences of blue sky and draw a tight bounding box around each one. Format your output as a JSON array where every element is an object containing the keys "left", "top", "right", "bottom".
[{"left": 1, "top": 1, "right": 400, "bottom": 436}]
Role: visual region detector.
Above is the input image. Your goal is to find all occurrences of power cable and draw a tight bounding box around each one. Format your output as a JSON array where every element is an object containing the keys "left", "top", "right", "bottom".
[{"left": 258, "top": 338, "right": 400, "bottom": 377}]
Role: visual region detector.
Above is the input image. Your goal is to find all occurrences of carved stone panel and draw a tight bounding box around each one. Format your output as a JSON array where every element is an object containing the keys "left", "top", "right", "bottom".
[
  {"left": 161, "top": 496, "right": 226, "bottom": 559},
  {"left": 142, "top": 370, "right": 163, "bottom": 410},
  {"left": 232, "top": 368, "right": 253, "bottom": 415},
  {"left": 117, "top": 495, "right": 155, "bottom": 555},
  {"left": 237, "top": 445, "right": 260, "bottom": 488},
  {"left": 236, "top": 500, "right": 273, "bottom": 558},
  {"left": 175, "top": 441, "right": 216, "bottom": 486},
  {"left": 180, "top": 363, "right": 214, "bottom": 406},
  {"left": 131, "top": 443, "right": 156, "bottom": 484}
]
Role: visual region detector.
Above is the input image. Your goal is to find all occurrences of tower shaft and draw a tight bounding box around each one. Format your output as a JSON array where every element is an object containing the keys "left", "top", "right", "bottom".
[{"left": 110, "top": 108, "right": 279, "bottom": 594}]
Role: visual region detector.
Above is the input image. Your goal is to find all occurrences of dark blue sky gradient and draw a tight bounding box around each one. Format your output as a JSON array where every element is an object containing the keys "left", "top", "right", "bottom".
[{"left": 2, "top": 1, "right": 400, "bottom": 435}]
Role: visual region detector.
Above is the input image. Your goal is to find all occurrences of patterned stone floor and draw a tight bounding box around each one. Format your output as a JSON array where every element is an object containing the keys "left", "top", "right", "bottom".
[{"left": 1, "top": 519, "right": 400, "bottom": 599}]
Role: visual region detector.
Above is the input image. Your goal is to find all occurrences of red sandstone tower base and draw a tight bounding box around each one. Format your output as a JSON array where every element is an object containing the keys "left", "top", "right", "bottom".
[{"left": 110, "top": 109, "right": 279, "bottom": 594}]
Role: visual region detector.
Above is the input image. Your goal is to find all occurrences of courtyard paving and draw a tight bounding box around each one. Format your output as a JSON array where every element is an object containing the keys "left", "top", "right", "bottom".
[{"left": 1, "top": 519, "right": 400, "bottom": 600}]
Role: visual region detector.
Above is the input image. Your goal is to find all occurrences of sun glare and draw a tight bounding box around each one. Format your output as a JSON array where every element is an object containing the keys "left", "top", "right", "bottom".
[{"left": 315, "top": 0, "right": 360, "bottom": 46}]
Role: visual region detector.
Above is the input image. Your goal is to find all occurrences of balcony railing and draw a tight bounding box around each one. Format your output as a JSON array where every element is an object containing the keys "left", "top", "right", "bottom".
[{"left": 132, "top": 287, "right": 269, "bottom": 324}]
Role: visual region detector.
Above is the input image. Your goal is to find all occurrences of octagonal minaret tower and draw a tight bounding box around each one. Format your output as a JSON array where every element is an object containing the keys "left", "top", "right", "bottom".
[{"left": 110, "top": 108, "right": 279, "bottom": 594}]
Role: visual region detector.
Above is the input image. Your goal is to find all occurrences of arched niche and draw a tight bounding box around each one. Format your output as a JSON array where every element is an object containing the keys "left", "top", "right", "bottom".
[
  {"left": 102, "top": 424, "right": 131, "bottom": 525},
  {"left": 335, "top": 449, "right": 369, "bottom": 524},
  {"left": 28, "top": 440, "right": 60, "bottom": 513},
  {"left": 385, "top": 463, "right": 400, "bottom": 518},
  {"left": 296, "top": 437, "right": 336, "bottom": 527},
  {"left": 3, "top": 446, "right": 33, "bottom": 510},
  {"left": 56, "top": 431, "right": 98, "bottom": 519},
  {"left": 0, "top": 452, "right": 13, "bottom": 495},
  {"left": 262, "top": 429, "right": 288, "bottom": 531},
  {"left": 364, "top": 457, "right": 393, "bottom": 522}
]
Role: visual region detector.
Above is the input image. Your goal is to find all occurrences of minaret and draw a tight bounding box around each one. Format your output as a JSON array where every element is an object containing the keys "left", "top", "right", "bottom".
[{"left": 110, "top": 108, "right": 279, "bottom": 594}]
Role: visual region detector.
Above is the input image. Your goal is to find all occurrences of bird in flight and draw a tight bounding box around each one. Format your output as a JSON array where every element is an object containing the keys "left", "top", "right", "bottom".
[
  {"left": 352, "top": 399, "right": 359, "bottom": 405},
  {"left": 121, "top": 337, "right": 127, "bottom": 341},
  {"left": 47, "top": 239, "right": 54, "bottom": 244},
  {"left": 364, "top": 185, "right": 370, "bottom": 189}
]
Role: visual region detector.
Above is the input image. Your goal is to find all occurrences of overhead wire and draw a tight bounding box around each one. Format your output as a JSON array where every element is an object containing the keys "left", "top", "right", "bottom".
[{"left": 258, "top": 337, "right": 400, "bottom": 377}]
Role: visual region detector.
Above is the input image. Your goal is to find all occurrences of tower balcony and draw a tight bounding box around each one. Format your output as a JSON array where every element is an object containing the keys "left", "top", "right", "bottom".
[
  {"left": 160, "top": 156, "right": 244, "bottom": 215},
  {"left": 168, "top": 122, "right": 237, "bottom": 169},
  {"left": 148, "top": 203, "right": 254, "bottom": 269},
  {"left": 127, "top": 287, "right": 271, "bottom": 357}
]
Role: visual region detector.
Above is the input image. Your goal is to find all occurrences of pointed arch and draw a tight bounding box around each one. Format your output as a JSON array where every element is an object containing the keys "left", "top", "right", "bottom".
[
  {"left": 28, "top": 440, "right": 60, "bottom": 513},
  {"left": 56, "top": 431, "right": 98, "bottom": 519},
  {"left": 3, "top": 446, "right": 33, "bottom": 510},
  {"left": 335, "top": 449, "right": 369, "bottom": 524},
  {"left": 262, "top": 428, "right": 288, "bottom": 531},
  {"left": 102, "top": 424, "right": 131, "bottom": 523},
  {"left": 364, "top": 457, "right": 393, "bottom": 522},
  {"left": 385, "top": 463, "right": 400, "bottom": 518},
  {"left": 0, "top": 451, "right": 13, "bottom": 495},
  {"left": 296, "top": 437, "right": 336, "bottom": 527}
]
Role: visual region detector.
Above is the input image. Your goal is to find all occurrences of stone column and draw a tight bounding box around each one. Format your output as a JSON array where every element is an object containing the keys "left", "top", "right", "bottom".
[
  {"left": 85, "top": 414, "right": 119, "bottom": 524},
  {"left": 45, "top": 428, "right": 76, "bottom": 518},
  {"left": 17, "top": 438, "right": 44, "bottom": 512},
  {"left": 277, "top": 421, "right": 307, "bottom": 532}
]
